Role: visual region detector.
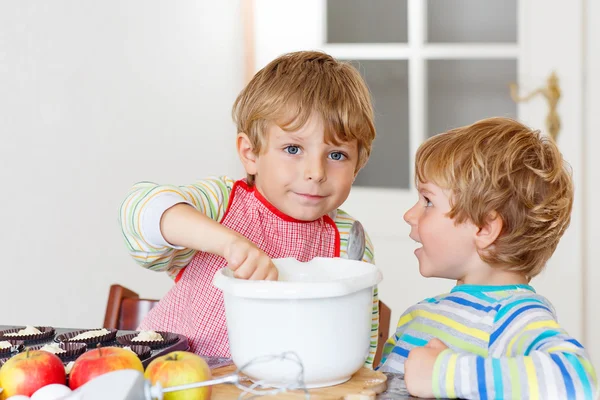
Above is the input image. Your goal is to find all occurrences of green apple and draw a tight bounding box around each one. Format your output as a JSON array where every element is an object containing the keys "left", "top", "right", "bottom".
[{"left": 144, "top": 351, "right": 212, "bottom": 400}]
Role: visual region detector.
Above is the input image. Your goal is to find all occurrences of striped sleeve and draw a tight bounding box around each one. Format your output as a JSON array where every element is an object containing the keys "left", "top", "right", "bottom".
[
  {"left": 335, "top": 209, "right": 378, "bottom": 368},
  {"left": 119, "top": 176, "right": 235, "bottom": 279},
  {"left": 379, "top": 295, "right": 444, "bottom": 372},
  {"left": 433, "top": 297, "right": 598, "bottom": 399}
]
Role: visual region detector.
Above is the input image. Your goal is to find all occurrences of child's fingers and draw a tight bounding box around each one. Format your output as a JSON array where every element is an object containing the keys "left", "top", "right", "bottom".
[
  {"left": 265, "top": 266, "right": 279, "bottom": 281},
  {"left": 248, "top": 256, "right": 276, "bottom": 280},
  {"left": 232, "top": 258, "right": 256, "bottom": 279},
  {"left": 225, "top": 245, "right": 248, "bottom": 271},
  {"left": 225, "top": 240, "right": 275, "bottom": 280},
  {"left": 225, "top": 237, "right": 260, "bottom": 271},
  {"left": 232, "top": 247, "right": 267, "bottom": 279},
  {"left": 227, "top": 256, "right": 243, "bottom": 271},
  {"left": 230, "top": 250, "right": 257, "bottom": 279},
  {"left": 249, "top": 264, "right": 268, "bottom": 280}
]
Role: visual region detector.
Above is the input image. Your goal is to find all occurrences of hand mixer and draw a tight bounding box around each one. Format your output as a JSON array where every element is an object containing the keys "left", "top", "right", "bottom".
[
  {"left": 61, "top": 352, "right": 310, "bottom": 400},
  {"left": 61, "top": 368, "right": 242, "bottom": 400}
]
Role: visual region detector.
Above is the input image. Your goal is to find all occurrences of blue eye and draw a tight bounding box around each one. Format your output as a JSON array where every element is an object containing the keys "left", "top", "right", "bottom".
[
  {"left": 424, "top": 196, "right": 433, "bottom": 207},
  {"left": 284, "top": 145, "right": 301, "bottom": 155},
  {"left": 329, "top": 152, "right": 346, "bottom": 161}
]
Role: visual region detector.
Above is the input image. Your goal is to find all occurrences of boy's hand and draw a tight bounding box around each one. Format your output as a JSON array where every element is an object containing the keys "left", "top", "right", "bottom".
[
  {"left": 404, "top": 338, "right": 448, "bottom": 398},
  {"left": 223, "top": 237, "right": 279, "bottom": 281}
]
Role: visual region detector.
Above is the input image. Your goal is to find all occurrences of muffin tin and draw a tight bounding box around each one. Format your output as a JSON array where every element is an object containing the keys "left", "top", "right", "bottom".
[{"left": 0, "top": 326, "right": 188, "bottom": 368}]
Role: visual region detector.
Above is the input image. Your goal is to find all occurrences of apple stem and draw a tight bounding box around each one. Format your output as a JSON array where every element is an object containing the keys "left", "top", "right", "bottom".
[
  {"left": 97, "top": 343, "right": 103, "bottom": 357},
  {"left": 26, "top": 347, "right": 30, "bottom": 358},
  {"left": 166, "top": 354, "right": 179, "bottom": 361}
]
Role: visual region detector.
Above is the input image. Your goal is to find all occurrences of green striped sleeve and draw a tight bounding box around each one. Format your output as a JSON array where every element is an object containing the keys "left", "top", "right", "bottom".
[
  {"left": 119, "top": 176, "right": 234, "bottom": 278},
  {"left": 335, "top": 209, "right": 378, "bottom": 368}
]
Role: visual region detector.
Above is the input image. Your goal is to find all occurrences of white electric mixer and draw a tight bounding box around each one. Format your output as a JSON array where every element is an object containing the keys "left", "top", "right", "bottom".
[{"left": 62, "top": 352, "right": 310, "bottom": 400}]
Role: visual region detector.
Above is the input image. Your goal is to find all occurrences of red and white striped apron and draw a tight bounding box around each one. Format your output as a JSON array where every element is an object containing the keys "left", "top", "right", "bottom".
[{"left": 139, "top": 180, "right": 340, "bottom": 357}]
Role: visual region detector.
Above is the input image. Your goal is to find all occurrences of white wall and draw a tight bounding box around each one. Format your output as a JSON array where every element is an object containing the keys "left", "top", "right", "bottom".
[
  {"left": 0, "top": 1, "right": 244, "bottom": 328},
  {"left": 585, "top": 0, "right": 600, "bottom": 367}
]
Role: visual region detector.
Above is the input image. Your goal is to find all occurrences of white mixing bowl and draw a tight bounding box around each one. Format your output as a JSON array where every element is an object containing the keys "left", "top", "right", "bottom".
[{"left": 213, "top": 257, "right": 383, "bottom": 388}]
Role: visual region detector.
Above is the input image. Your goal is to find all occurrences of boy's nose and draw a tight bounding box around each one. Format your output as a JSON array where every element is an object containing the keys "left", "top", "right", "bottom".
[
  {"left": 304, "top": 159, "right": 326, "bottom": 182},
  {"left": 404, "top": 204, "right": 418, "bottom": 226}
]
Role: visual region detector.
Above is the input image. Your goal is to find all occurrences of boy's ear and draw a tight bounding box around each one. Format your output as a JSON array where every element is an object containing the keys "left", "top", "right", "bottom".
[
  {"left": 475, "top": 211, "right": 503, "bottom": 250},
  {"left": 236, "top": 133, "right": 258, "bottom": 175}
]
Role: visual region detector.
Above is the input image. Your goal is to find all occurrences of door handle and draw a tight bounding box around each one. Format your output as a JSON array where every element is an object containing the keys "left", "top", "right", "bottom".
[{"left": 509, "top": 72, "right": 561, "bottom": 140}]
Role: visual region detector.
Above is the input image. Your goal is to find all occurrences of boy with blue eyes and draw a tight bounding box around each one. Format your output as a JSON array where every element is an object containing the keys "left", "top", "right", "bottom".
[
  {"left": 380, "top": 117, "right": 597, "bottom": 399},
  {"left": 119, "top": 51, "right": 380, "bottom": 364}
]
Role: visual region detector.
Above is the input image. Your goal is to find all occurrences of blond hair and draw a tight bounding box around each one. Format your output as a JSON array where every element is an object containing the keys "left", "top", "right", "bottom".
[
  {"left": 232, "top": 51, "right": 376, "bottom": 185},
  {"left": 416, "top": 117, "right": 573, "bottom": 278}
]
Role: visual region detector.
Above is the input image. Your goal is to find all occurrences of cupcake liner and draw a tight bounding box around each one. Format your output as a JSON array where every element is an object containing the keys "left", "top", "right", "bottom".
[
  {"left": 55, "top": 328, "right": 118, "bottom": 345},
  {"left": 0, "top": 340, "right": 24, "bottom": 355},
  {"left": 0, "top": 326, "right": 55, "bottom": 343},
  {"left": 116, "top": 331, "right": 179, "bottom": 349},
  {"left": 30, "top": 342, "right": 87, "bottom": 361},
  {"left": 116, "top": 344, "right": 152, "bottom": 360}
]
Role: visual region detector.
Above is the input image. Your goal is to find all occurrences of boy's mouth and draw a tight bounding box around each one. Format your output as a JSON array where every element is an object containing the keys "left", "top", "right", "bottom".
[
  {"left": 294, "top": 192, "right": 326, "bottom": 200},
  {"left": 409, "top": 235, "right": 423, "bottom": 254},
  {"left": 409, "top": 234, "right": 421, "bottom": 244}
]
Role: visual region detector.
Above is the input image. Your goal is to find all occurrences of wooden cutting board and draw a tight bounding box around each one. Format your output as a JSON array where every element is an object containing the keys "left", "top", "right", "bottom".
[{"left": 210, "top": 365, "right": 387, "bottom": 400}]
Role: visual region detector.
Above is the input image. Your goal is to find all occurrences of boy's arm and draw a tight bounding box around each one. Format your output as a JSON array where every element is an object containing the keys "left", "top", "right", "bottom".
[
  {"left": 431, "top": 298, "right": 597, "bottom": 399},
  {"left": 119, "top": 176, "right": 234, "bottom": 278}
]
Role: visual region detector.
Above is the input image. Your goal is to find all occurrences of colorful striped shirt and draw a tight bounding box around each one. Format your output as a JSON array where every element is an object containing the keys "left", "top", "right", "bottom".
[
  {"left": 380, "top": 284, "right": 597, "bottom": 399},
  {"left": 119, "top": 176, "right": 380, "bottom": 366}
]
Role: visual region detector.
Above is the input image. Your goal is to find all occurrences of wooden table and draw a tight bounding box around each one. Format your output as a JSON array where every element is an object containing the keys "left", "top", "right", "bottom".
[{"left": 209, "top": 364, "right": 421, "bottom": 400}]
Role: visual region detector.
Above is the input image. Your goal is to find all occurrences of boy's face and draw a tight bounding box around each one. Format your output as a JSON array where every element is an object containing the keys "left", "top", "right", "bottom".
[
  {"left": 242, "top": 113, "right": 359, "bottom": 221},
  {"left": 404, "top": 181, "right": 482, "bottom": 281}
]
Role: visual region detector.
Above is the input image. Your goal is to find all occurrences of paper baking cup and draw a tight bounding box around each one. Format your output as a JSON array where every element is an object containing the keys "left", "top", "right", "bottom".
[
  {"left": 0, "top": 326, "right": 55, "bottom": 343},
  {"left": 30, "top": 342, "right": 87, "bottom": 361},
  {"left": 116, "top": 331, "right": 179, "bottom": 349},
  {"left": 55, "top": 329, "right": 118, "bottom": 345},
  {"left": 0, "top": 340, "right": 24, "bottom": 355},
  {"left": 117, "top": 344, "right": 152, "bottom": 360}
]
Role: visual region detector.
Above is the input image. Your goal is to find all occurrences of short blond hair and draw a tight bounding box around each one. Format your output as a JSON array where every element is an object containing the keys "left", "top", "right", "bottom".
[
  {"left": 232, "top": 51, "right": 376, "bottom": 185},
  {"left": 416, "top": 117, "right": 573, "bottom": 278}
]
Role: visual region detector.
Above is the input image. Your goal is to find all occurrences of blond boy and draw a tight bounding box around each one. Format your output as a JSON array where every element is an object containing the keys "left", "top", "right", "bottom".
[
  {"left": 119, "top": 51, "right": 380, "bottom": 365},
  {"left": 380, "top": 118, "right": 597, "bottom": 399}
]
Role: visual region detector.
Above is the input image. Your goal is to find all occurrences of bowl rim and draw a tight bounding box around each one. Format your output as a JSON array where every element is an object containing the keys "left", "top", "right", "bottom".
[{"left": 213, "top": 257, "right": 382, "bottom": 299}]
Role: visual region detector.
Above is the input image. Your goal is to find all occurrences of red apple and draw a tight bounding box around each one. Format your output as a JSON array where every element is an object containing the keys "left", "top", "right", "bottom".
[
  {"left": 68, "top": 346, "right": 144, "bottom": 390},
  {"left": 0, "top": 349, "right": 66, "bottom": 399},
  {"left": 144, "top": 351, "right": 211, "bottom": 400}
]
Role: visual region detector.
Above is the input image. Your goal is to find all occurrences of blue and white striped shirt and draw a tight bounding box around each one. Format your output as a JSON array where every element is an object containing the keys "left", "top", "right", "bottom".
[{"left": 380, "top": 284, "right": 597, "bottom": 399}]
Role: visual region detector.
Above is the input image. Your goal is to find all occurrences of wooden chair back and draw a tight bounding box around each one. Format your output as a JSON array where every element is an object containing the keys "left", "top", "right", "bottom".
[
  {"left": 374, "top": 300, "right": 392, "bottom": 368},
  {"left": 103, "top": 284, "right": 159, "bottom": 331}
]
